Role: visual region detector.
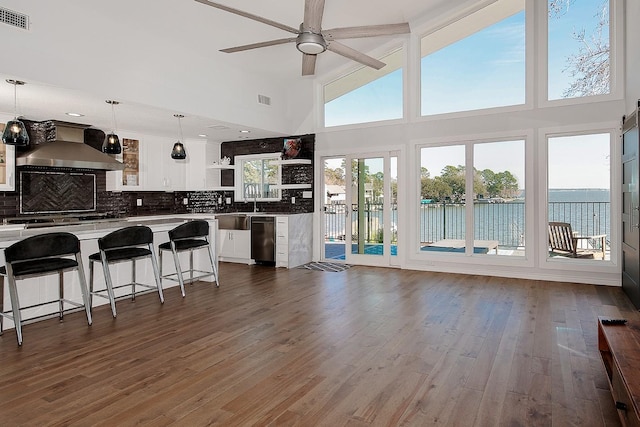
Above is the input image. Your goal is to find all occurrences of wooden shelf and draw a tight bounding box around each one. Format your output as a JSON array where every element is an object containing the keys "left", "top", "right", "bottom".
[
  {"left": 207, "top": 164, "right": 236, "bottom": 170},
  {"left": 276, "top": 184, "right": 312, "bottom": 190},
  {"left": 270, "top": 159, "right": 312, "bottom": 165},
  {"left": 210, "top": 186, "right": 236, "bottom": 191}
]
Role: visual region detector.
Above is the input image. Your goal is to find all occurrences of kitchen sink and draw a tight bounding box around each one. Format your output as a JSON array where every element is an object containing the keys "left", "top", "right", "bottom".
[{"left": 215, "top": 214, "right": 250, "bottom": 230}]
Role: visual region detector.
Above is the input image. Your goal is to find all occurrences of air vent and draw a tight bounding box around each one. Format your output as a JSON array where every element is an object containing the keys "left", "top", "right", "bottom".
[
  {"left": 0, "top": 7, "right": 28, "bottom": 30},
  {"left": 257, "top": 94, "right": 271, "bottom": 106}
]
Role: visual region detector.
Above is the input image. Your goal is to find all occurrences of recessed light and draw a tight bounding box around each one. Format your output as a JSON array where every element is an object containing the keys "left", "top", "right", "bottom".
[
  {"left": 198, "top": 134, "right": 207, "bottom": 138},
  {"left": 66, "top": 112, "right": 84, "bottom": 117},
  {"left": 239, "top": 130, "right": 251, "bottom": 133}
]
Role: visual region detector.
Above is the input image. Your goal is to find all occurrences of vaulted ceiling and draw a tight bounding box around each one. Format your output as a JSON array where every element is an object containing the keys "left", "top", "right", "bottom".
[{"left": 0, "top": 0, "right": 469, "bottom": 142}]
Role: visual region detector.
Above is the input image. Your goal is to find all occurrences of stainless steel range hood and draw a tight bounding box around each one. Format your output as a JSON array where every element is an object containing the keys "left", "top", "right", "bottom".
[{"left": 16, "top": 122, "right": 125, "bottom": 170}]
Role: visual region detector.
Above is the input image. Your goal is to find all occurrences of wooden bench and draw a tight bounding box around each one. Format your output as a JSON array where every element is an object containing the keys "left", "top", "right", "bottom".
[{"left": 598, "top": 316, "right": 640, "bottom": 426}]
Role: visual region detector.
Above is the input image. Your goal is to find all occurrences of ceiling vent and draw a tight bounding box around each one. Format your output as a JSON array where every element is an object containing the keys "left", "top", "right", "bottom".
[
  {"left": 257, "top": 94, "right": 271, "bottom": 106},
  {"left": 0, "top": 7, "right": 28, "bottom": 30}
]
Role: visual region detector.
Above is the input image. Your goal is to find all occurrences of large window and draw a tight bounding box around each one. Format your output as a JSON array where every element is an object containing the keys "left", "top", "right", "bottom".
[
  {"left": 418, "top": 139, "right": 525, "bottom": 256},
  {"left": 547, "top": 133, "right": 611, "bottom": 260},
  {"left": 547, "top": 0, "right": 610, "bottom": 100},
  {"left": 324, "top": 49, "right": 403, "bottom": 127},
  {"left": 420, "top": 0, "right": 525, "bottom": 116}
]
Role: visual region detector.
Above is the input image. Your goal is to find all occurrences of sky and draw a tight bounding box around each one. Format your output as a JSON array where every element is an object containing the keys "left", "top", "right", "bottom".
[{"left": 324, "top": 0, "right": 610, "bottom": 190}]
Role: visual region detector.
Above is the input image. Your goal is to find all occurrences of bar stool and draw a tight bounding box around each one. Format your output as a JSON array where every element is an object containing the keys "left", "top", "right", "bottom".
[
  {"left": 0, "top": 232, "right": 93, "bottom": 346},
  {"left": 89, "top": 225, "right": 163, "bottom": 318},
  {"left": 158, "top": 220, "right": 219, "bottom": 297}
]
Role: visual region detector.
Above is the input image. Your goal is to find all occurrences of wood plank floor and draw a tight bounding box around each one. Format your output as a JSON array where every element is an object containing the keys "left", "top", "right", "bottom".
[{"left": 0, "top": 263, "right": 634, "bottom": 426}]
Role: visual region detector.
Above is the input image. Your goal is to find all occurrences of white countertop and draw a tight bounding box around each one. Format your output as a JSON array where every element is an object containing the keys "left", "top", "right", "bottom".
[{"left": 0, "top": 214, "right": 218, "bottom": 246}]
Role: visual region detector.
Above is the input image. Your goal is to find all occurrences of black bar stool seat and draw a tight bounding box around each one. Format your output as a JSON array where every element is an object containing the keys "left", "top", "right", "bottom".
[
  {"left": 159, "top": 220, "right": 219, "bottom": 297},
  {"left": 89, "top": 225, "right": 163, "bottom": 318},
  {"left": 0, "top": 232, "right": 93, "bottom": 346}
]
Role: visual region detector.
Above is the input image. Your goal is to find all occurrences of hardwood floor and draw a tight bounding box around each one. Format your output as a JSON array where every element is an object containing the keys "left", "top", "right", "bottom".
[{"left": 0, "top": 263, "right": 633, "bottom": 426}]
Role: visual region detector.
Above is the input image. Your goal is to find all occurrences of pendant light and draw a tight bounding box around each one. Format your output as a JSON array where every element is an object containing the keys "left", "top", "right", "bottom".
[
  {"left": 171, "top": 114, "right": 187, "bottom": 159},
  {"left": 2, "top": 79, "right": 29, "bottom": 146},
  {"left": 102, "top": 100, "right": 122, "bottom": 154}
]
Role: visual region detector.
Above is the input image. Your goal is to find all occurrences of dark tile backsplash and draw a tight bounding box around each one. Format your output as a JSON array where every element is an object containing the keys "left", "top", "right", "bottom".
[{"left": 0, "top": 133, "right": 314, "bottom": 220}]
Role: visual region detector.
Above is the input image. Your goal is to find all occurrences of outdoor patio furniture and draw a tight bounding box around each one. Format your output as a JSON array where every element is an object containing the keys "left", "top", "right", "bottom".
[{"left": 548, "top": 221, "right": 606, "bottom": 259}]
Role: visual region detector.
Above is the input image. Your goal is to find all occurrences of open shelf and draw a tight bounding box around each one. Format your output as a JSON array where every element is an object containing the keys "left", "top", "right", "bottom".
[
  {"left": 276, "top": 184, "right": 312, "bottom": 190},
  {"left": 270, "top": 159, "right": 312, "bottom": 165},
  {"left": 207, "top": 164, "right": 236, "bottom": 170}
]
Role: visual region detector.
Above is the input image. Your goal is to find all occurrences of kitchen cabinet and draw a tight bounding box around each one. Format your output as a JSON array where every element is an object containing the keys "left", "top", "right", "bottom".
[
  {"left": 218, "top": 229, "right": 251, "bottom": 262},
  {"left": 0, "top": 143, "right": 16, "bottom": 191},
  {"left": 145, "top": 139, "right": 186, "bottom": 191},
  {"left": 107, "top": 137, "right": 187, "bottom": 191},
  {"left": 275, "top": 214, "right": 312, "bottom": 268},
  {"left": 106, "top": 137, "right": 143, "bottom": 191},
  {"left": 185, "top": 140, "right": 208, "bottom": 190}
]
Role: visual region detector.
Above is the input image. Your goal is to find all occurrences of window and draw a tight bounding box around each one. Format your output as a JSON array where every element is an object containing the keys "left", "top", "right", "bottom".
[
  {"left": 420, "top": 0, "right": 525, "bottom": 116},
  {"left": 547, "top": 133, "right": 611, "bottom": 260},
  {"left": 547, "top": 0, "right": 610, "bottom": 100},
  {"left": 324, "top": 49, "right": 403, "bottom": 127},
  {"left": 474, "top": 140, "right": 525, "bottom": 256},
  {"left": 418, "top": 139, "right": 525, "bottom": 256},
  {"left": 418, "top": 145, "right": 466, "bottom": 250},
  {"left": 236, "top": 153, "right": 281, "bottom": 201}
]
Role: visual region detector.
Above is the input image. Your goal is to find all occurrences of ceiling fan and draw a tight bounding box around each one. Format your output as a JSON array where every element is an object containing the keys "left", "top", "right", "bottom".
[{"left": 194, "top": 0, "right": 410, "bottom": 76}]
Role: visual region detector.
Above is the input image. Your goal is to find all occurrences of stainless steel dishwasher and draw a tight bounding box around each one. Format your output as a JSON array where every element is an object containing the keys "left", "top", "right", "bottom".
[{"left": 251, "top": 216, "right": 275, "bottom": 265}]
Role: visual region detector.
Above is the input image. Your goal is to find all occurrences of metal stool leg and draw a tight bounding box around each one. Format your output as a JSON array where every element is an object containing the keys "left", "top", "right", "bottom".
[
  {"left": 100, "top": 253, "right": 118, "bottom": 318},
  {"left": 0, "top": 275, "right": 4, "bottom": 335},
  {"left": 149, "top": 245, "right": 164, "bottom": 303},
  {"left": 206, "top": 238, "right": 219, "bottom": 287},
  {"left": 131, "top": 259, "right": 136, "bottom": 301},
  {"left": 58, "top": 271, "right": 64, "bottom": 320},
  {"left": 170, "top": 242, "right": 186, "bottom": 297},
  {"left": 6, "top": 270, "right": 23, "bottom": 346},
  {"left": 75, "top": 253, "right": 92, "bottom": 326}
]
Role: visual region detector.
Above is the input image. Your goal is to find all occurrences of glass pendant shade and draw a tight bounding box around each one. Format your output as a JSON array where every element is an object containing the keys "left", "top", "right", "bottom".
[
  {"left": 102, "top": 133, "right": 122, "bottom": 154},
  {"left": 171, "top": 114, "right": 187, "bottom": 159},
  {"left": 2, "top": 119, "right": 29, "bottom": 146},
  {"left": 103, "top": 100, "right": 122, "bottom": 154},
  {"left": 3, "top": 79, "right": 29, "bottom": 146},
  {"left": 171, "top": 141, "right": 186, "bottom": 159}
]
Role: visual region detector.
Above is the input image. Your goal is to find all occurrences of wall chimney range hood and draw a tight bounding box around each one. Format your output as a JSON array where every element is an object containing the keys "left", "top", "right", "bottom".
[{"left": 16, "top": 121, "right": 125, "bottom": 170}]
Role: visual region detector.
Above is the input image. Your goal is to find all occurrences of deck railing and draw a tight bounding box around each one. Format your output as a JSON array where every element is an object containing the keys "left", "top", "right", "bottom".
[{"left": 323, "top": 201, "right": 610, "bottom": 250}]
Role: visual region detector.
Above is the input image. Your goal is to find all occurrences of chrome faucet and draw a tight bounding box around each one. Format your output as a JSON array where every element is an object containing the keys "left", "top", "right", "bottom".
[{"left": 253, "top": 194, "right": 258, "bottom": 213}]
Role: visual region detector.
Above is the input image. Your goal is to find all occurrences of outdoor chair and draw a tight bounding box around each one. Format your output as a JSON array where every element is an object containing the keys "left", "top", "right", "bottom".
[{"left": 548, "top": 221, "right": 606, "bottom": 259}]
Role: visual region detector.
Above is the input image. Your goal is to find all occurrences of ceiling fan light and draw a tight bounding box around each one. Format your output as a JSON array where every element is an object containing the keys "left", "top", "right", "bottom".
[
  {"left": 296, "top": 32, "right": 326, "bottom": 54},
  {"left": 102, "top": 133, "right": 122, "bottom": 154}
]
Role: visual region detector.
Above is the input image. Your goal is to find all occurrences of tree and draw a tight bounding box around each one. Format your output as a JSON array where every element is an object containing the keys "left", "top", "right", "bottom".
[
  {"left": 324, "top": 166, "right": 345, "bottom": 185},
  {"left": 440, "top": 165, "right": 465, "bottom": 201},
  {"left": 549, "top": 0, "right": 610, "bottom": 98}
]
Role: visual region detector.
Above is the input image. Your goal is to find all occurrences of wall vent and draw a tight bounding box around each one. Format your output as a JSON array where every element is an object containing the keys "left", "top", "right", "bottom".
[
  {"left": 257, "top": 94, "right": 271, "bottom": 106},
  {"left": 0, "top": 7, "right": 28, "bottom": 30}
]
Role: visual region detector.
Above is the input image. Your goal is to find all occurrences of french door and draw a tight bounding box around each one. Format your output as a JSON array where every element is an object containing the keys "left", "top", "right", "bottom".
[{"left": 344, "top": 152, "right": 397, "bottom": 266}]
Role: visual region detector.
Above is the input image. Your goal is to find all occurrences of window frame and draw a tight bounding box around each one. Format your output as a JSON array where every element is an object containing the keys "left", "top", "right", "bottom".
[{"left": 234, "top": 152, "right": 282, "bottom": 202}]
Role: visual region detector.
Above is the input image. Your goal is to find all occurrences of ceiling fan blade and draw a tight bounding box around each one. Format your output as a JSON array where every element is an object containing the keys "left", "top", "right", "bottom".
[
  {"left": 302, "top": 54, "right": 317, "bottom": 76},
  {"left": 221, "top": 38, "right": 297, "bottom": 53},
  {"left": 323, "top": 23, "right": 410, "bottom": 41},
  {"left": 326, "top": 41, "right": 386, "bottom": 70},
  {"left": 194, "top": 0, "right": 299, "bottom": 34},
  {"left": 303, "top": 0, "right": 325, "bottom": 33}
]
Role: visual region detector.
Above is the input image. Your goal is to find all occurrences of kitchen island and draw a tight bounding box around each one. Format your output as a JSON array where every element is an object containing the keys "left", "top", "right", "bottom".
[{"left": 0, "top": 215, "right": 219, "bottom": 330}]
